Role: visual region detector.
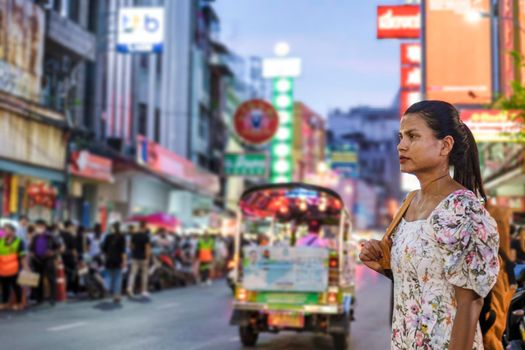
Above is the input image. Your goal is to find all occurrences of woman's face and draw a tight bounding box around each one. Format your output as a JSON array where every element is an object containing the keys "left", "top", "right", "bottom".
[{"left": 397, "top": 113, "right": 451, "bottom": 174}]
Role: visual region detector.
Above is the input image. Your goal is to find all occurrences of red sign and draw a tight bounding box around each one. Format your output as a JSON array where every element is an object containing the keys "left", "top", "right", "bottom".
[
  {"left": 377, "top": 5, "right": 421, "bottom": 39},
  {"left": 461, "top": 110, "right": 523, "bottom": 142},
  {"left": 400, "top": 90, "right": 422, "bottom": 117},
  {"left": 499, "top": 0, "right": 515, "bottom": 98},
  {"left": 233, "top": 99, "right": 279, "bottom": 145},
  {"left": 136, "top": 136, "right": 220, "bottom": 196},
  {"left": 70, "top": 151, "right": 113, "bottom": 182},
  {"left": 401, "top": 43, "right": 421, "bottom": 66},
  {"left": 401, "top": 66, "right": 421, "bottom": 90}
]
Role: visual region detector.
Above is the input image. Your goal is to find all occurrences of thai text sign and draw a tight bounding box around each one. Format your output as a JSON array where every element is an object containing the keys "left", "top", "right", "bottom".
[
  {"left": 224, "top": 153, "right": 267, "bottom": 177},
  {"left": 461, "top": 110, "right": 523, "bottom": 142}
]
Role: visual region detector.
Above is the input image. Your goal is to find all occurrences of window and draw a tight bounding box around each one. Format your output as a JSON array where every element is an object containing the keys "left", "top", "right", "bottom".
[
  {"left": 154, "top": 108, "right": 160, "bottom": 142},
  {"left": 138, "top": 103, "right": 147, "bottom": 136}
]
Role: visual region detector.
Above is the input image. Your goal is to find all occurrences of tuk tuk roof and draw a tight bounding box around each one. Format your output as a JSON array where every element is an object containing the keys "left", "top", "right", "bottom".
[{"left": 239, "top": 182, "right": 346, "bottom": 220}]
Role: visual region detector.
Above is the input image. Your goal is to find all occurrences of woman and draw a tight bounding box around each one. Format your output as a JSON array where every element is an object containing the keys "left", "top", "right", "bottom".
[
  {"left": 0, "top": 223, "right": 28, "bottom": 311},
  {"left": 359, "top": 101, "right": 500, "bottom": 349}
]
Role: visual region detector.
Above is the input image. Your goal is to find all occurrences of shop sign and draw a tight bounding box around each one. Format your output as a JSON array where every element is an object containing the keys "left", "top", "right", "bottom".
[
  {"left": 461, "top": 110, "right": 523, "bottom": 142},
  {"left": 70, "top": 150, "right": 113, "bottom": 182},
  {"left": 224, "top": 153, "right": 267, "bottom": 177},
  {"left": 401, "top": 65, "right": 421, "bottom": 90},
  {"left": 233, "top": 99, "right": 279, "bottom": 145},
  {"left": 137, "top": 136, "right": 187, "bottom": 179},
  {"left": 117, "top": 7, "right": 164, "bottom": 53},
  {"left": 377, "top": 5, "right": 421, "bottom": 39},
  {"left": 136, "top": 136, "right": 219, "bottom": 196},
  {"left": 401, "top": 43, "right": 421, "bottom": 66},
  {"left": 330, "top": 143, "right": 359, "bottom": 179}
]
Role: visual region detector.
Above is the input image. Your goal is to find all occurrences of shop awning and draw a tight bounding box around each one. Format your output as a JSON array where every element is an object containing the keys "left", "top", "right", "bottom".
[{"left": 0, "top": 158, "right": 64, "bottom": 182}]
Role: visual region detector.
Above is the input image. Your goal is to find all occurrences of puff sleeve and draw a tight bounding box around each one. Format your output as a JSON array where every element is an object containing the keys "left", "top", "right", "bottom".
[{"left": 430, "top": 191, "right": 500, "bottom": 298}]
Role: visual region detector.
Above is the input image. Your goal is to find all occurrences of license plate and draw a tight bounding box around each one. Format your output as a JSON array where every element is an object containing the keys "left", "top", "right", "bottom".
[{"left": 268, "top": 312, "right": 304, "bottom": 328}]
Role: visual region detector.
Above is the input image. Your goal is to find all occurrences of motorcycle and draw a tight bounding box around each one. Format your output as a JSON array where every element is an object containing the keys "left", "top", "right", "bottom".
[
  {"left": 504, "top": 267, "right": 525, "bottom": 349},
  {"left": 78, "top": 255, "right": 105, "bottom": 300}
]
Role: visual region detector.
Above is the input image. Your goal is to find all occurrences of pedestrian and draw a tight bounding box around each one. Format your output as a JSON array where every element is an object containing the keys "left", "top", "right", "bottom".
[
  {"left": 0, "top": 223, "right": 28, "bottom": 311},
  {"left": 101, "top": 222, "right": 127, "bottom": 303},
  {"left": 29, "top": 219, "right": 61, "bottom": 305},
  {"left": 60, "top": 220, "right": 78, "bottom": 295},
  {"left": 16, "top": 215, "right": 29, "bottom": 244},
  {"left": 75, "top": 225, "right": 87, "bottom": 262},
  {"left": 87, "top": 223, "right": 105, "bottom": 260},
  {"left": 126, "top": 221, "right": 151, "bottom": 297},
  {"left": 359, "top": 100, "right": 500, "bottom": 349},
  {"left": 196, "top": 231, "right": 214, "bottom": 285}
]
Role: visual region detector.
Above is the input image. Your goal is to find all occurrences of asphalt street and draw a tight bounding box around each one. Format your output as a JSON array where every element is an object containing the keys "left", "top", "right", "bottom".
[{"left": 0, "top": 265, "right": 391, "bottom": 350}]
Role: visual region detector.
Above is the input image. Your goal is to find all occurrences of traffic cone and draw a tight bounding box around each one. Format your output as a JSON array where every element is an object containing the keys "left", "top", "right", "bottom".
[{"left": 55, "top": 258, "right": 67, "bottom": 302}]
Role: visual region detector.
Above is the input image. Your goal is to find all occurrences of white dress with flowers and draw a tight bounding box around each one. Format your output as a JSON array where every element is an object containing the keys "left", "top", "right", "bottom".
[{"left": 390, "top": 190, "right": 500, "bottom": 350}]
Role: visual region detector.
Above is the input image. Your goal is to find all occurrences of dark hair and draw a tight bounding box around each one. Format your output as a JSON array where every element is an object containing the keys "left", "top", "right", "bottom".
[
  {"left": 64, "top": 220, "right": 74, "bottom": 228},
  {"left": 35, "top": 219, "right": 47, "bottom": 226},
  {"left": 404, "top": 100, "right": 486, "bottom": 201},
  {"left": 112, "top": 222, "right": 121, "bottom": 235},
  {"left": 93, "top": 223, "right": 102, "bottom": 238}
]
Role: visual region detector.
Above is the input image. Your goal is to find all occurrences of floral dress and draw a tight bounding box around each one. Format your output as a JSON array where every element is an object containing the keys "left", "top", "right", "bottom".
[{"left": 390, "top": 189, "right": 500, "bottom": 350}]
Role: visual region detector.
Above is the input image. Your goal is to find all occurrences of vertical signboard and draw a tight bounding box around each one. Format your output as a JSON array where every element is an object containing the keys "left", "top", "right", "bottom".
[
  {"left": 270, "top": 78, "right": 295, "bottom": 183},
  {"left": 400, "top": 43, "right": 422, "bottom": 116},
  {"left": 425, "top": 0, "right": 492, "bottom": 104},
  {"left": 500, "top": 0, "right": 515, "bottom": 97}
]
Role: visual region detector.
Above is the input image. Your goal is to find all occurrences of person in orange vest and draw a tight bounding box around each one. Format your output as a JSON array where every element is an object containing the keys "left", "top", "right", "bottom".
[
  {"left": 196, "top": 232, "right": 214, "bottom": 285},
  {"left": 0, "top": 223, "right": 28, "bottom": 311}
]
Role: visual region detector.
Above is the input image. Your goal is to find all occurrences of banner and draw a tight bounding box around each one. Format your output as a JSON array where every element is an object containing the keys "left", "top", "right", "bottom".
[
  {"left": 242, "top": 247, "right": 328, "bottom": 292},
  {"left": 0, "top": 0, "right": 45, "bottom": 102},
  {"left": 425, "top": 0, "right": 492, "bottom": 104}
]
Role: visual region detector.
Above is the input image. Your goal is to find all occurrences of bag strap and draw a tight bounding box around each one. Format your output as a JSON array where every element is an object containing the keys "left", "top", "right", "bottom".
[{"left": 383, "top": 191, "right": 417, "bottom": 241}]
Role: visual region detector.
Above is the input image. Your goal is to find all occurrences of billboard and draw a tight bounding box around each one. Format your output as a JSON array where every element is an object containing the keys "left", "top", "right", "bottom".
[
  {"left": 425, "top": 0, "right": 492, "bottom": 105},
  {"left": 377, "top": 5, "right": 421, "bottom": 39},
  {"left": 117, "top": 7, "right": 164, "bottom": 53},
  {"left": 461, "top": 110, "right": 523, "bottom": 142},
  {"left": 0, "top": 0, "right": 45, "bottom": 102}
]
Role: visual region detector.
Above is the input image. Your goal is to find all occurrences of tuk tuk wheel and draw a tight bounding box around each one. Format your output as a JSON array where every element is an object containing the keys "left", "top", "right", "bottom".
[
  {"left": 239, "top": 325, "right": 258, "bottom": 347},
  {"left": 331, "top": 333, "right": 348, "bottom": 350}
]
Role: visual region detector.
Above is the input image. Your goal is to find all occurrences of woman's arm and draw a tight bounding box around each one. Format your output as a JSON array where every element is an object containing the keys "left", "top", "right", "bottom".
[{"left": 448, "top": 286, "right": 484, "bottom": 350}]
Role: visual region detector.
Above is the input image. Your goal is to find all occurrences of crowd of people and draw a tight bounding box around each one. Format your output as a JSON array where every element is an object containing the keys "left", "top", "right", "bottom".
[{"left": 0, "top": 216, "right": 234, "bottom": 310}]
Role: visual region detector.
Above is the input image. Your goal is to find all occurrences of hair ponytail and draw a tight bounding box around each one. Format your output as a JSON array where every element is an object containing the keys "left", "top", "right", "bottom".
[{"left": 451, "top": 124, "right": 486, "bottom": 201}]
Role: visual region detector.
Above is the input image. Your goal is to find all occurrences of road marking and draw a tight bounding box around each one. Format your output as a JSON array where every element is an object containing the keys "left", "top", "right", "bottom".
[
  {"left": 155, "top": 302, "right": 179, "bottom": 310},
  {"left": 47, "top": 322, "right": 87, "bottom": 332}
]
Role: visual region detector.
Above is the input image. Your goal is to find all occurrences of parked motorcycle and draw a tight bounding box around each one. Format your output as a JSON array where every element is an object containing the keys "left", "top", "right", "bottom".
[{"left": 78, "top": 255, "right": 105, "bottom": 300}]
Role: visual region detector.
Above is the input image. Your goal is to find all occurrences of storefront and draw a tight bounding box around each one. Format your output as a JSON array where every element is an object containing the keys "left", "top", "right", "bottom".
[
  {"left": 0, "top": 100, "right": 67, "bottom": 221},
  {"left": 68, "top": 150, "right": 113, "bottom": 228}
]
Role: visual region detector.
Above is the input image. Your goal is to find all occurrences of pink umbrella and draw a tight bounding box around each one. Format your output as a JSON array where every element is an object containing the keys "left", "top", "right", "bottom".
[{"left": 127, "top": 212, "right": 179, "bottom": 230}]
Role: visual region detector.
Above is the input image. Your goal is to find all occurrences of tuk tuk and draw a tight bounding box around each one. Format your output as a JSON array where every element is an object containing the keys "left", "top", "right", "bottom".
[{"left": 230, "top": 183, "right": 356, "bottom": 350}]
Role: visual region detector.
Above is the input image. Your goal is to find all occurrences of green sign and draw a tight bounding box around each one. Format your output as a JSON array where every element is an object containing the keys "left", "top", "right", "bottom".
[{"left": 224, "top": 153, "right": 267, "bottom": 177}]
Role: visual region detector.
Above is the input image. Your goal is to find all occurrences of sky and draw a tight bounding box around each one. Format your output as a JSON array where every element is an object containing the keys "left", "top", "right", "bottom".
[{"left": 214, "top": 0, "right": 405, "bottom": 117}]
